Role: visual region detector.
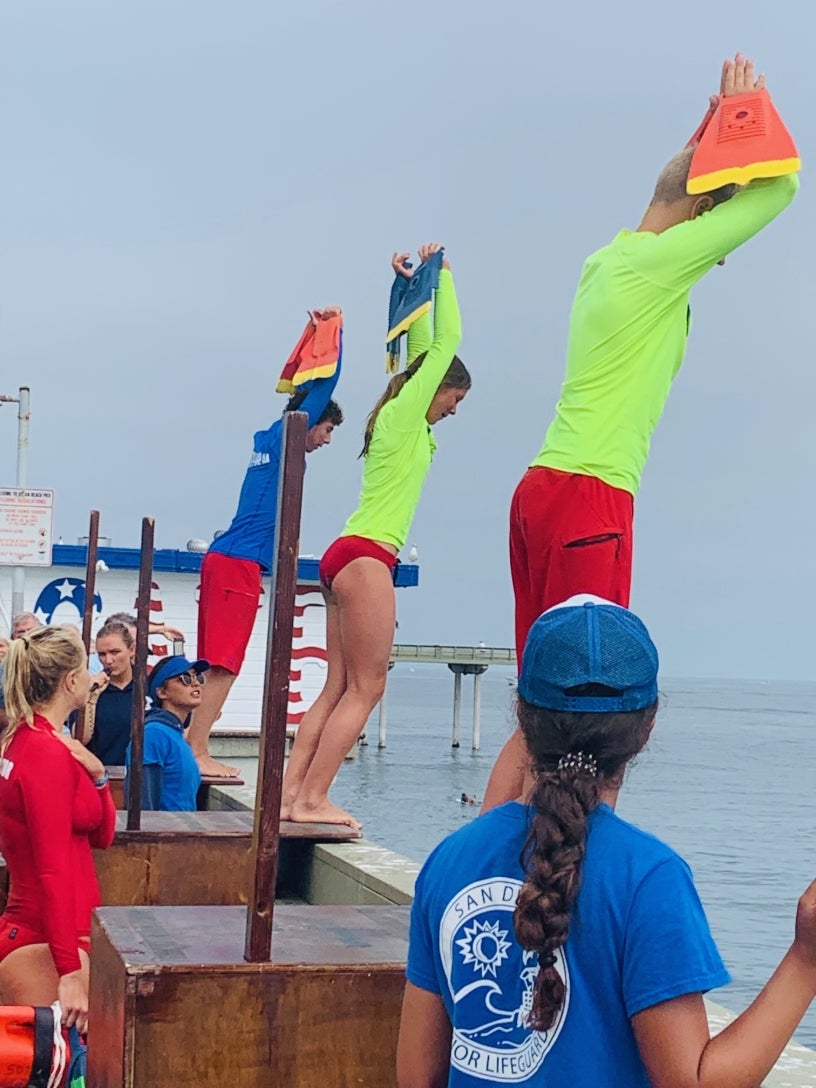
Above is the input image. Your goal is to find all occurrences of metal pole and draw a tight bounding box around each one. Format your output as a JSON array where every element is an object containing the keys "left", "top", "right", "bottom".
[
  {"left": 10, "top": 387, "right": 30, "bottom": 619},
  {"left": 452, "top": 670, "right": 462, "bottom": 748},
  {"left": 472, "top": 671, "right": 483, "bottom": 751},
  {"left": 378, "top": 689, "right": 387, "bottom": 749},
  {"left": 245, "top": 412, "right": 307, "bottom": 964},
  {"left": 73, "top": 510, "right": 100, "bottom": 739},
  {"left": 126, "top": 517, "right": 154, "bottom": 831}
]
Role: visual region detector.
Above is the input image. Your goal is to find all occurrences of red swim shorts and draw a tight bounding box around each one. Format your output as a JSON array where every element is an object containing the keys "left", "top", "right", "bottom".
[
  {"left": 0, "top": 918, "right": 90, "bottom": 965},
  {"left": 509, "top": 466, "right": 634, "bottom": 668},
  {"left": 319, "top": 536, "right": 398, "bottom": 592},
  {"left": 197, "top": 551, "right": 262, "bottom": 674}
]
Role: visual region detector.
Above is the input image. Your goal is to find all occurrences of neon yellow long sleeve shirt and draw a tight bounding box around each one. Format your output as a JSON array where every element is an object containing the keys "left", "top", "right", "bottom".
[
  {"left": 533, "top": 173, "right": 799, "bottom": 495},
  {"left": 342, "top": 269, "right": 462, "bottom": 549}
]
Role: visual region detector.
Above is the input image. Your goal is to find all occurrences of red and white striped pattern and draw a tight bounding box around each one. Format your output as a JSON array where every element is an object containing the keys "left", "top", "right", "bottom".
[
  {"left": 133, "top": 578, "right": 328, "bottom": 720},
  {"left": 287, "top": 585, "right": 328, "bottom": 727},
  {"left": 134, "top": 581, "right": 171, "bottom": 667}
]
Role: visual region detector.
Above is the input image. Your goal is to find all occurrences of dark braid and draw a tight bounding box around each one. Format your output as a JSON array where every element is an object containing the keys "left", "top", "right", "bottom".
[
  {"left": 515, "top": 770, "right": 599, "bottom": 1029},
  {"left": 513, "top": 688, "right": 657, "bottom": 1030}
]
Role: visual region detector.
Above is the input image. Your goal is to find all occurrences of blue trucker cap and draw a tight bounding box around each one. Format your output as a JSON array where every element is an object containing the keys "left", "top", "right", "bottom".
[
  {"left": 518, "top": 595, "right": 659, "bottom": 712},
  {"left": 148, "top": 655, "right": 210, "bottom": 704}
]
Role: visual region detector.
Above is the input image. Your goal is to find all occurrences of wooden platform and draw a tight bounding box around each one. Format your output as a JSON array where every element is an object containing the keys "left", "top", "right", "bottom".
[
  {"left": 93, "top": 810, "right": 361, "bottom": 906},
  {"left": 89, "top": 903, "right": 410, "bottom": 1087},
  {"left": 0, "top": 813, "right": 361, "bottom": 912},
  {"left": 105, "top": 765, "right": 246, "bottom": 810}
]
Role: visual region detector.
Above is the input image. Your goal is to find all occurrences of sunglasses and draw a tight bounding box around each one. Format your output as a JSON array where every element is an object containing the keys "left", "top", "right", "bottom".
[{"left": 171, "top": 670, "right": 207, "bottom": 687}]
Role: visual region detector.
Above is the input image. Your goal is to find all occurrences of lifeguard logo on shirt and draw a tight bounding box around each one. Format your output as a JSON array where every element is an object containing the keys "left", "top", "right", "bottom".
[
  {"left": 248, "top": 450, "right": 270, "bottom": 467},
  {"left": 439, "top": 878, "right": 569, "bottom": 1082},
  {"left": 0, "top": 758, "right": 14, "bottom": 779}
]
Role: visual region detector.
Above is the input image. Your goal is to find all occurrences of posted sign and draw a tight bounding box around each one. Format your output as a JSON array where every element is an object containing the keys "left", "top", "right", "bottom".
[{"left": 0, "top": 488, "right": 54, "bottom": 566}]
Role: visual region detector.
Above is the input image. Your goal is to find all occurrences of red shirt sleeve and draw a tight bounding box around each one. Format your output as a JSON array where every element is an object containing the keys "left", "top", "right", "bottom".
[
  {"left": 18, "top": 742, "right": 81, "bottom": 976},
  {"left": 88, "top": 781, "right": 116, "bottom": 849}
]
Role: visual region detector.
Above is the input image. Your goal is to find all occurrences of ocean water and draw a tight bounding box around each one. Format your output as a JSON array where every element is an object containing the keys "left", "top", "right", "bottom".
[{"left": 322, "top": 666, "right": 816, "bottom": 1047}]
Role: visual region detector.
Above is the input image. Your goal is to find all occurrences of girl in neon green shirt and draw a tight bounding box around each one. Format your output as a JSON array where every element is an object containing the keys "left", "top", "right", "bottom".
[{"left": 282, "top": 243, "right": 470, "bottom": 829}]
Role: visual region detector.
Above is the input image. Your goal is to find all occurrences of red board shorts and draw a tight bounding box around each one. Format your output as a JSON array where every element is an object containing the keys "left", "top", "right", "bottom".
[
  {"left": 197, "top": 551, "right": 262, "bottom": 674},
  {"left": 0, "top": 918, "right": 90, "bottom": 965},
  {"left": 319, "top": 536, "right": 398, "bottom": 592},
  {"left": 509, "top": 466, "right": 634, "bottom": 668}
]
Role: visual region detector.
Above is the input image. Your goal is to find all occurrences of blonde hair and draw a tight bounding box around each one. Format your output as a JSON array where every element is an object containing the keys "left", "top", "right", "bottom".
[
  {"left": 1, "top": 627, "right": 85, "bottom": 753},
  {"left": 652, "top": 146, "right": 738, "bottom": 206}
]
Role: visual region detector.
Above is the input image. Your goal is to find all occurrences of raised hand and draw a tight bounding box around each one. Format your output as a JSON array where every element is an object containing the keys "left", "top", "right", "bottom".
[
  {"left": 417, "top": 242, "right": 450, "bottom": 271},
  {"left": 721, "top": 52, "right": 767, "bottom": 97},
  {"left": 391, "top": 251, "right": 413, "bottom": 280},
  {"left": 310, "top": 305, "right": 343, "bottom": 323}
]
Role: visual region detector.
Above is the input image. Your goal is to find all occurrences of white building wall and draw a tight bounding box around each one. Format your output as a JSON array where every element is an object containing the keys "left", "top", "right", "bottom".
[{"left": 0, "top": 565, "right": 328, "bottom": 732}]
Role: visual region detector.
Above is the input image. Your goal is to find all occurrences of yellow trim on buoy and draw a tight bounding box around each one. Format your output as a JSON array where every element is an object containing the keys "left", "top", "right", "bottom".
[{"left": 687, "top": 158, "right": 801, "bottom": 194}]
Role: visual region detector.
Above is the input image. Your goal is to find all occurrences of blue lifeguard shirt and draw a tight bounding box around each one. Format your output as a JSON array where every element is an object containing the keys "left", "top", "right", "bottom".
[
  {"left": 125, "top": 708, "right": 201, "bottom": 811},
  {"left": 407, "top": 802, "right": 729, "bottom": 1087},
  {"left": 208, "top": 362, "right": 341, "bottom": 570}
]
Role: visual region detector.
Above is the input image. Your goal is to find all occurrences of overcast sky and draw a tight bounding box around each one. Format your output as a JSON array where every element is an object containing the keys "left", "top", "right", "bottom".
[{"left": 0, "top": 1, "right": 811, "bottom": 679}]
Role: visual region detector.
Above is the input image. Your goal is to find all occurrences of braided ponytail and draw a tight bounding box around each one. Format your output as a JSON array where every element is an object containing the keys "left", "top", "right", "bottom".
[
  {"left": 514, "top": 768, "right": 599, "bottom": 1029},
  {"left": 513, "top": 689, "right": 657, "bottom": 1030}
]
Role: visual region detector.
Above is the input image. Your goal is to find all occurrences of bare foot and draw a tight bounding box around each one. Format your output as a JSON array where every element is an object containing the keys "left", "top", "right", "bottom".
[
  {"left": 280, "top": 803, "right": 292, "bottom": 821},
  {"left": 290, "top": 797, "right": 362, "bottom": 830},
  {"left": 195, "top": 752, "right": 240, "bottom": 778}
]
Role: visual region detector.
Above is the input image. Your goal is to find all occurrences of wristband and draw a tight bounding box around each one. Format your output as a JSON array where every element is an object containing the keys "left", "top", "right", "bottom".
[{"left": 94, "top": 772, "right": 109, "bottom": 788}]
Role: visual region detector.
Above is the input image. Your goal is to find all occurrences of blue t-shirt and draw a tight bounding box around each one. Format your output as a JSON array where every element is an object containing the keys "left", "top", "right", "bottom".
[
  {"left": 125, "top": 708, "right": 201, "bottom": 811},
  {"left": 407, "top": 802, "right": 729, "bottom": 1087},
  {"left": 208, "top": 363, "right": 341, "bottom": 570}
]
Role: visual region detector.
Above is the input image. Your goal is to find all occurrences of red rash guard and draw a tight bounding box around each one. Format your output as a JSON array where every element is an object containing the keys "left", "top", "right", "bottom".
[{"left": 0, "top": 717, "right": 116, "bottom": 975}]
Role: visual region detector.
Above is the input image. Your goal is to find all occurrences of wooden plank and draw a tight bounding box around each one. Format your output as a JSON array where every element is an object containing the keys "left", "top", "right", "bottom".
[
  {"left": 106, "top": 809, "right": 360, "bottom": 842},
  {"left": 105, "top": 766, "right": 246, "bottom": 811},
  {"left": 88, "top": 904, "right": 410, "bottom": 1088},
  {"left": 95, "top": 904, "right": 409, "bottom": 965}
]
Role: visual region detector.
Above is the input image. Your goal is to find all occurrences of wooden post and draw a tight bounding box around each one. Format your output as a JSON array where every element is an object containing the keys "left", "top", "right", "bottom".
[
  {"left": 245, "top": 412, "right": 307, "bottom": 963},
  {"left": 126, "top": 517, "right": 154, "bottom": 832},
  {"left": 74, "top": 509, "right": 100, "bottom": 739}
]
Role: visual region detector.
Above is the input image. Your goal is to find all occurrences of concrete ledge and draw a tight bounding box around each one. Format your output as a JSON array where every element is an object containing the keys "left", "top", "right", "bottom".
[
  {"left": 302, "top": 840, "right": 420, "bottom": 907},
  {"left": 208, "top": 784, "right": 257, "bottom": 812}
]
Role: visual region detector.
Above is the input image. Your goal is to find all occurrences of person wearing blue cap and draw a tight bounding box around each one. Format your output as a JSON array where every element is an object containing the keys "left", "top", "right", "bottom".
[
  {"left": 398, "top": 597, "right": 816, "bottom": 1088},
  {"left": 125, "top": 656, "right": 207, "bottom": 811}
]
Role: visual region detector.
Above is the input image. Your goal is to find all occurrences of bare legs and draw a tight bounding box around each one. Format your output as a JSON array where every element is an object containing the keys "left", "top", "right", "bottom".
[
  {"left": 0, "top": 944, "right": 90, "bottom": 1027},
  {"left": 187, "top": 665, "right": 240, "bottom": 777},
  {"left": 282, "top": 558, "right": 396, "bottom": 828}
]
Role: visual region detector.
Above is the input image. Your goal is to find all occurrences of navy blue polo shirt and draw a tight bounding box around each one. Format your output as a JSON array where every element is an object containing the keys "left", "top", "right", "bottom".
[{"left": 87, "top": 679, "right": 134, "bottom": 766}]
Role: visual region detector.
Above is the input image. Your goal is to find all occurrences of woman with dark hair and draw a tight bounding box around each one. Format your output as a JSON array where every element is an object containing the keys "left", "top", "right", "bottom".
[
  {"left": 125, "top": 655, "right": 206, "bottom": 811},
  {"left": 191, "top": 308, "right": 344, "bottom": 778},
  {"left": 283, "top": 243, "right": 469, "bottom": 828},
  {"left": 398, "top": 597, "right": 816, "bottom": 1087},
  {"left": 0, "top": 627, "right": 115, "bottom": 1035}
]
